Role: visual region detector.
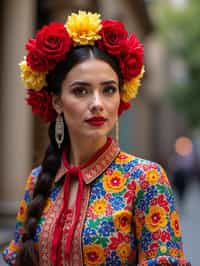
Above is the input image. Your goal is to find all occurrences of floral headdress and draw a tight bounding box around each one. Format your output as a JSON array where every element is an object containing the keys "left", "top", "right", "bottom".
[{"left": 20, "top": 11, "right": 145, "bottom": 123}]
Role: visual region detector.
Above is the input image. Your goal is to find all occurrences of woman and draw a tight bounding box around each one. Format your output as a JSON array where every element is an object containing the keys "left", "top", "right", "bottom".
[{"left": 3, "top": 11, "right": 189, "bottom": 266}]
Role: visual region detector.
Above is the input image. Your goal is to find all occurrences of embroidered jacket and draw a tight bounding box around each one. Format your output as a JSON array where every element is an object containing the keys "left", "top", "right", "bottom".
[{"left": 3, "top": 139, "right": 190, "bottom": 265}]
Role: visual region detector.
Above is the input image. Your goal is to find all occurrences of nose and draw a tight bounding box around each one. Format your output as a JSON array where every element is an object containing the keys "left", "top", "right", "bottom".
[{"left": 89, "top": 92, "right": 104, "bottom": 113}]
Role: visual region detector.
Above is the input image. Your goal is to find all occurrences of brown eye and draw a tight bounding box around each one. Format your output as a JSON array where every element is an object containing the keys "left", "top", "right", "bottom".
[
  {"left": 72, "top": 87, "right": 88, "bottom": 97},
  {"left": 103, "top": 86, "right": 117, "bottom": 95}
]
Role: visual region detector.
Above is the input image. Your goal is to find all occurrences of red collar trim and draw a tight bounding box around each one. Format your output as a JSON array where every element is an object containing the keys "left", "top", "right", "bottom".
[{"left": 54, "top": 137, "right": 120, "bottom": 184}]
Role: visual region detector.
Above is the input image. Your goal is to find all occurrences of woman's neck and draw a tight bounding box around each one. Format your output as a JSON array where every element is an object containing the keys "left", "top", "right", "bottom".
[{"left": 68, "top": 136, "right": 107, "bottom": 166}]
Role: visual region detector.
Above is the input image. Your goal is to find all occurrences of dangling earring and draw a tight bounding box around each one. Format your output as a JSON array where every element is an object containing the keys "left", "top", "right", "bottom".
[
  {"left": 115, "top": 117, "right": 119, "bottom": 144},
  {"left": 55, "top": 113, "right": 64, "bottom": 149}
]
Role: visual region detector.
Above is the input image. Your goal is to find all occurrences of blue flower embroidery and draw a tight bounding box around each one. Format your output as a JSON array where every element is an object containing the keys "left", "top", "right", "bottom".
[{"left": 99, "top": 220, "right": 114, "bottom": 237}]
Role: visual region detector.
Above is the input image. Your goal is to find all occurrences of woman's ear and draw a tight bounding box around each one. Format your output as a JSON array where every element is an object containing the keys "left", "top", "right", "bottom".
[{"left": 52, "top": 94, "right": 63, "bottom": 114}]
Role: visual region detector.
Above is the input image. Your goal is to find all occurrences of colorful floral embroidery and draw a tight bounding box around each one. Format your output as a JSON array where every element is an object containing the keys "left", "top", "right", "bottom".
[
  {"left": 146, "top": 169, "right": 160, "bottom": 185},
  {"left": 103, "top": 169, "right": 126, "bottom": 193},
  {"left": 170, "top": 210, "right": 182, "bottom": 238},
  {"left": 16, "top": 200, "right": 28, "bottom": 222},
  {"left": 83, "top": 244, "right": 105, "bottom": 265},
  {"left": 116, "top": 242, "right": 131, "bottom": 262},
  {"left": 113, "top": 209, "right": 132, "bottom": 233},
  {"left": 91, "top": 198, "right": 108, "bottom": 216},
  {"left": 145, "top": 206, "right": 168, "bottom": 232},
  {"left": 3, "top": 151, "right": 189, "bottom": 266}
]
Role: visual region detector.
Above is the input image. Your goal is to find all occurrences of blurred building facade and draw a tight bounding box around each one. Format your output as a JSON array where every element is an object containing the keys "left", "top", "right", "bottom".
[{"left": 0, "top": 0, "right": 187, "bottom": 245}]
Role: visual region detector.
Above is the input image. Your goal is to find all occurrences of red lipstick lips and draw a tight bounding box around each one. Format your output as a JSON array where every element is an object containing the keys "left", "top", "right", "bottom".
[{"left": 86, "top": 116, "right": 106, "bottom": 126}]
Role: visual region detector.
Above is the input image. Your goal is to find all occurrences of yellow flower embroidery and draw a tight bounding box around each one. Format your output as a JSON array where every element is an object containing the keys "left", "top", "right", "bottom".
[
  {"left": 160, "top": 245, "right": 168, "bottom": 254},
  {"left": 146, "top": 169, "right": 160, "bottom": 185},
  {"left": 66, "top": 11, "right": 102, "bottom": 46},
  {"left": 145, "top": 206, "right": 167, "bottom": 232},
  {"left": 83, "top": 244, "right": 105, "bottom": 266},
  {"left": 25, "top": 175, "right": 34, "bottom": 190},
  {"left": 121, "top": 66, "right": 145, "bottom": 102},
  {"left": 116, "top": 242, "right": 131, "bottom": 263},
  {"left": 17, "top": 200, "right": 28, "bottom": 222},
  {"left": 92, "top": 198, "right": 108, "bottom": 216},
  {"left": 103, "top": 170, "right": 126, "bottom": 193},
  {"left": 115, "top": 152, "right": 134, "bottom": 164},
  {"left": 9, "top": 240, "right": 20, "bottom": 252},
  {"left": 19, "top": 60, "right": 47, "bottom": 91},
  {"left": 43, "top": 198, "right": 52, "bottom": 214},
  {"left": 113, "top": 210, "right": 132, "bottom": 233},
  {"left": 169, "top": 247, "right": 179, "bottom": 257},
  {"left": 170, "top": 211, "right": 181, "bottom": 238}
]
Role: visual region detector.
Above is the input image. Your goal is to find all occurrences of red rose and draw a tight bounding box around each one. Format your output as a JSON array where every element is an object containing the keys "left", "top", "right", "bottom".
[
  {"left": 119, "top": 33, "right": 144, "bottom": 80},
  {"left": 98, "top": 19, "right": 128, "bottom": 55},
  {"left": 118, "top": 100, "right": 131, "bottom": 116},
  {"left": 35, "top": 22, "right": 72, "bottom": 62},
  {"left": 26, "top": 89, "right": 57, "bottom": 123},
  {"left": 26, "top": 47, "right": 56, "bottom": 72},
  {"left": 26, "top": 38, "right": 36, "bottom": 51}
]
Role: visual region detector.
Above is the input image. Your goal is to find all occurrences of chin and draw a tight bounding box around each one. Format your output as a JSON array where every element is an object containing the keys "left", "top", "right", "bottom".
[{"left": 83, "top": 129, "right": 109, "bottom": 140}]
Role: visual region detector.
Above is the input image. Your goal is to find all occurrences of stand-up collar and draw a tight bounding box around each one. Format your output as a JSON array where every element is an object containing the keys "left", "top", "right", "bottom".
[{"left": 54, "top": 137, "right": 120, "bottom": 184}]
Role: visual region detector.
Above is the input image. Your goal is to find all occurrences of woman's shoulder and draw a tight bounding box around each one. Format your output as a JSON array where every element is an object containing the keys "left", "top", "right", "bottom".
[
  {"left": 116, "top": 150, "right": 162, "bottom": 170},
  {"left": 116, "top": 150, "right": 171, "bottom": 187}
]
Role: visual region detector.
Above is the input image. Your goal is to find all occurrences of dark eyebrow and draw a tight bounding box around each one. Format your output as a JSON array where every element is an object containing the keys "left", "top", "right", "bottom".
[
  {"left": 100, "top": 80, "right": 118, "bottom": 86},
  {"left": 70, "top": 80, "right": 118, "bottom": 87},
  {"left": 69, "top": 81, "right": 90, "bottom": 87}
]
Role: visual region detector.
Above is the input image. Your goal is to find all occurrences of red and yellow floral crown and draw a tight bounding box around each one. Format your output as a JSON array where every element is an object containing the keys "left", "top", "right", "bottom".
[{"left": 19, "top": 10, "right": 145, "bottom": 123}]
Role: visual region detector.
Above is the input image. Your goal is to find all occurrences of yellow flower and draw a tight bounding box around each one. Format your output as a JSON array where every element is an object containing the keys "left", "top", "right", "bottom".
[
  {"left": 43, "top": 198, "right": 52, "bottom": 214},
  {"left": 17, "top": 200, "right": 28, "bottom": 222},
  {"left": 19, "top": 60, "right": 47, "bottom": 91},
  {"left": 116, "top": 242, "right": 131, "bottom": 263},
  {"left": 115, "top": 152, "right": 134, "bottom": 164},
  {"left": 92, "top": 198, "right": 108, "bottom": 216},
  {"left": 113, "top": 210, "right": 132, "bottom": 233},
  {"left": 66, "top": 11, "right": 102, "bottom": 46},
  {"left": 160, "top": 245, "right": 168, "bottom": 254},
  {"left": 145, "top": 206, "right": 167, "bottom": 232},
  {"left": 146, "top": 169, "right": 160, "bottom": 185},
  {"left": 25, "top": 174, "right": 34, "bottom": 190},
  {"left": 103, "top": 170, "right": 126, "bottom": 193},
  {"left": 9, "top": 240, "right": 20, "bottom": 252},
  {"left": 169, "top": 247, "right": 179, "bottom": 257},
  {"left": 121, "top": 66, "right": 145, "bottom": 102},
  {"left": 83, "top": 244, "right": 105, "bottom": 266},
  {"left": 170, "top": 211, "right": 181, "bottom": 238}
]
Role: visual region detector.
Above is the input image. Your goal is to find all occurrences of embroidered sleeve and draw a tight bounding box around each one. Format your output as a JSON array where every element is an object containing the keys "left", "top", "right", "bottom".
[
  {"left": 132, "top": 162, "right": 190, "bottom": 266},
  {"left": 2, "top": 167, "right": 41, "bottom": 265}
]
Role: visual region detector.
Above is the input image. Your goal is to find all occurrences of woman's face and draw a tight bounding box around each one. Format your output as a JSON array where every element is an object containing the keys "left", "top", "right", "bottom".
[{"left": 53, "top": 58, "right": 120, "bottom": 142}]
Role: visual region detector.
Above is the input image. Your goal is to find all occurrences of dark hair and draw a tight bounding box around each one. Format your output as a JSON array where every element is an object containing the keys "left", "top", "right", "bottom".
[
  {"left": 46, "top": 45, "right": 122, "bottom": 95},
  {"left": 17, "top": 45, "right": 122, "bottom": 266}
]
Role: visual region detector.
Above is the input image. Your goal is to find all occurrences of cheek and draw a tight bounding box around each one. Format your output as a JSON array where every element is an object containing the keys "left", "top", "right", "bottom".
[
  {"left": 61, "top": 99, "right": 83, "bottom": 120},
  {"left": 107, "top": 97, "right": 120, "bottom": 114}
]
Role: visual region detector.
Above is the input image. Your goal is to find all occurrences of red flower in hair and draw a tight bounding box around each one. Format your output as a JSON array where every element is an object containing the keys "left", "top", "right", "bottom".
[
  {"left": 26, "top": 22, "right": 72, "bottom": 72},
  {"left": 119, "top": 33, "right": 144, "bottom": 80},
  {"left": 98, "top": 19, "right": 128, "bottom": 55},
  {"left": 26, "top": 47, "right": 56, "bottom": 72},
  {"left": 26, "top": 89, "right": 57, "bottom": 123},
  {"left": 35, "top": 22, "right": 72, "bottom": 61},
  {"left": 118, "top": 100, "right": 131, "bottom": 116}
]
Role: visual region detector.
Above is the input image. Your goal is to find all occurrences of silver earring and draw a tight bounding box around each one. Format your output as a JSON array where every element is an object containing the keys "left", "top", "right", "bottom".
[{"left": 55, "top": 114, "right": 64, "bottom": 149}]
